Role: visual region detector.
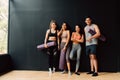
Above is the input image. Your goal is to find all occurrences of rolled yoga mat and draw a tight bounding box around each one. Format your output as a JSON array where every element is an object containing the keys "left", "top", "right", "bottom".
[
  {"left": 59, "top": 50, "right": 66, "bottom": 70},
  {"left": 88, "top": 29, "right": 106, "bottom": 42},
  {"left": 37, "top": 42, "right": 56, "bottom": 50}
]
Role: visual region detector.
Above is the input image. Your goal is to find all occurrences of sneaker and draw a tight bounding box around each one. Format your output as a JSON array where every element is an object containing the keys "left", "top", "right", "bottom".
[
  {"left": 61, "top": 70, "right": 67, "bottom": 74},
  {"left": 92, "top": 72, "right": 98, "bottom": 76},
  {"left": 53, "top": 67, "right": 56, "bottom": 73},
  {"left": 87, "top": 71, "right": 94, "bottom": 74},
  {"left": 68, "top": 71, "right": 72, "bottom": 75},
  {"left": 75, "top": 72, "right": 80, "bottom": 75},
  {"left": 49, "top": 68, "right": 52, "bottom": 74}
]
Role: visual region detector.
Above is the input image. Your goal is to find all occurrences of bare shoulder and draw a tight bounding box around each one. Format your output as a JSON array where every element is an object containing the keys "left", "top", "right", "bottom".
[
  {"left": 66, "top": 30, "right": 70, "bottom": 33},
  {"left": 93, "top": 24, "right": 99, "bottom": 28},
  {"left": 93, "top": 24, "right": 100, "bottom": 33},
  {"left": 84, "top": 26, "right": 87, "bottom": 30},
  {"left": 82, "top": 34, "right": 84, "bottom": 36},
  {"left": 46, "top": 29, "right": 50, "bottom": 33},
  {"left": 57, "top": 30, "right": 59, "bottom": 32},
  {"left": 72, "top": 32, "right": 75, "bottom": 35}
]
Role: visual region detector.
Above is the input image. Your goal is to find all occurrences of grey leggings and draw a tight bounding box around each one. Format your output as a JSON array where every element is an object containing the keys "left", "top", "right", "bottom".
[{"left": 69, "top": 43, "right": 81, "bottom": 72}]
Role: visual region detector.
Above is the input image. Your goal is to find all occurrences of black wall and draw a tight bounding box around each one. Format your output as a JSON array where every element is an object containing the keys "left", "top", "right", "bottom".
[{"left": 9, "top": 0, "right": 119, "bottom": 71}]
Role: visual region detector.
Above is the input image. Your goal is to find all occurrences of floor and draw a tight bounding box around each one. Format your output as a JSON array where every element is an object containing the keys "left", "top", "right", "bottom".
[{"left": 0, "top": 70, "right": 120, "bottom": 80}]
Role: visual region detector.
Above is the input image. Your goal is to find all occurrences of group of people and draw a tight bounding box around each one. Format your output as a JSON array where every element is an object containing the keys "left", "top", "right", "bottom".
[{"left": 43, "top": 17, "right": 101, "bottom": 77}]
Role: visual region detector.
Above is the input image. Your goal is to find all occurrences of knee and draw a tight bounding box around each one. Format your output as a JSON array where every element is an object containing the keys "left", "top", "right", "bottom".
[
  {"left": 90, "top": 54, "right": 97, "bottom": 60},
  {"left": 69, "top": 54, "right": 73, "bottom": 60}
]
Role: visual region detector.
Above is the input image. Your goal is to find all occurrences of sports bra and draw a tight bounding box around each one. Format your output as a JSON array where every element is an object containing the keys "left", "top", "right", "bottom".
[
  {"left": 48, "top": 29, "right": 57, "bottom": 38},
  {"left": 61, "top": 31, "right": 68, "bottom": 39},
  {"left": 73, "top": 33, "right": 81, "bottom": 40}
]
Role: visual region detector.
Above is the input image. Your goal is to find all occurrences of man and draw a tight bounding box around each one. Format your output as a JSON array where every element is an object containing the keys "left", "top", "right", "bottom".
[{"left": 84, "top": 17, "right": 101, "bottom": 76}]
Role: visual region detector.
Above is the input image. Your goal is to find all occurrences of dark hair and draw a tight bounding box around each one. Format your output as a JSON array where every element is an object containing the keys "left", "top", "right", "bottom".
[
  {"left": 76, "top": 24, "right": 81, "bottom": 28},
  {"left": 85, "top": 16, "right": 92, "bottom": 20},
  {"left": 85, "top": 16, "right": 96, "bottom": 23},
  {"left": 62, "top": 21, "right": 71, "bottom": 30},
  {"left": 75, "top": 24, "right": 84, "bottom": 34}
]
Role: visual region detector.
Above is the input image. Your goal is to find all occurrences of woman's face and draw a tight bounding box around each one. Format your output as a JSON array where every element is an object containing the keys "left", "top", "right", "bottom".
[
  {"left": 62, "top": 23, "right": 67, "bottom": 30},
  {"left": 75, "top": 25, "right": 80, "bottom": 32},
  {"left": 50, "top": 22, "right": 56, "bottom": 29}
]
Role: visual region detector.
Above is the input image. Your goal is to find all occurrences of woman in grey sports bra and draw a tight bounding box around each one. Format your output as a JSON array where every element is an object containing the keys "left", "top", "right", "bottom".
[{"left": 58, "top": 22, "right": 71, "bottom": 75}]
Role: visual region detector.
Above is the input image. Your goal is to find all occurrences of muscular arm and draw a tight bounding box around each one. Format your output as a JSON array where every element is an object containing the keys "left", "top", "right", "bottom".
[
  {"left": 90, "top": 24, "right": 101, "bottom": 39},
  {"left": 86, "top": 24, "right": 101, "bottom": 42}
]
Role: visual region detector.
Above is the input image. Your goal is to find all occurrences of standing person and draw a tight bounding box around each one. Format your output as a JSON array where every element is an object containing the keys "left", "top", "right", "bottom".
[
  {"left": 58, "top": 22, "right": 71, "bottom": 75},
  {"left": 84, "top": 17, "right": 101, "bottom": 76},
  {"left": 44, "top": 20, "right": 59, "bottom": 74},
  {"left": 69, "top": 25, "right": 84, "bottom": 75}
]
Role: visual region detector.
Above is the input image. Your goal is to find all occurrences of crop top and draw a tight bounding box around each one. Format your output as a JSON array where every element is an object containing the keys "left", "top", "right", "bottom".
[
  {"left": 73, "top": 33, "right": 81, "bottom": 40},
  {"left": 48, "top": 29, "right": 57, "bottom": 38}
]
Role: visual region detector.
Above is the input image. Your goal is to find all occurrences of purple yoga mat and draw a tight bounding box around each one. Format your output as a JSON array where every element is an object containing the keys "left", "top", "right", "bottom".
[
  {"left": 37, "top": 42, "right": 56, "bottom": 50},
  {"left": 88, "top": 29, "right": 106, "bottom": 42},
  {"left": 59, "top": 50, "right": 66, "bottom": 70}
]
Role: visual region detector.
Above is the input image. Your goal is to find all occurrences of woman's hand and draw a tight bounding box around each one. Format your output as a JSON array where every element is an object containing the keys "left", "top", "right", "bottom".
[
  {"left": 72, "top": 38, "right": 77, "bottom": 42},
  {"left": 58, "top": 45, "right": 60, "bottom": 50},
  {"left": 44, "top": 44, "right": 48, "bottom": 48},
  {"left": 62, "top": 46, "right": 66, "bottom": 51}
]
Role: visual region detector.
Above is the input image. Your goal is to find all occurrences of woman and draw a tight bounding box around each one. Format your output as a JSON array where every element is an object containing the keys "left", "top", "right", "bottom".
[
  {"left": 58, "top": 22, "right": 71, "bottom": 75},
  {"left": 69, "top": 25, "right": 84, "bottom": 75},
  {"left": 44, "top": 20, "right": 59, "bottom": 74}
]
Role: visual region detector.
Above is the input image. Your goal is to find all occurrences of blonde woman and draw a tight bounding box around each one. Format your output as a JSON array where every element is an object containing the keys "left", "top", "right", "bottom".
[{"left": 44, "top": 20, "right": 59, "bottom": 74}]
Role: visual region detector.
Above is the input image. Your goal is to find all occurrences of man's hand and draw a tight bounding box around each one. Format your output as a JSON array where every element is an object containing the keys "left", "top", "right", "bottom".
[{"left": 86, "top": 37, "right": 92, "bottom": 42}]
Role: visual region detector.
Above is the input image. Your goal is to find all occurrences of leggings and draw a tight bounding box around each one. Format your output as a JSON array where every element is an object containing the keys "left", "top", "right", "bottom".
[
  {"left": 47, "top": 41, "right": 58, "bottom": 69},
  {"left": 69, "top": 43, "right": 81, "bottom": 71}
]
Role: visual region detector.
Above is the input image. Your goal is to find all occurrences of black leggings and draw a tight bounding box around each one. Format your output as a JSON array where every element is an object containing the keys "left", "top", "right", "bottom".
[{"left": 47, "top": 46, "right": 58, "bottom": 69}]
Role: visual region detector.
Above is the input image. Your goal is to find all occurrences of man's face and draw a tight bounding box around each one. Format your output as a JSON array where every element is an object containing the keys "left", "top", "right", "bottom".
[{"left": 85, "top": 18, "right": 91, "bottom": 25}]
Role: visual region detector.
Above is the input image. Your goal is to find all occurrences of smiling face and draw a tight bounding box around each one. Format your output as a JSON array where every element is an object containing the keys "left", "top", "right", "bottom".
[
  {"left": 75, "top": 25, "right": 80, "bottom": 32},
  {"left": 85, "top": 18, "right": 92, "bottom": 25},
  {"left": 50, "top": 22, "right": 56, "bottom": 29},
  {"left": 50, "top": 20, "right": 57, "bottom": 30}
]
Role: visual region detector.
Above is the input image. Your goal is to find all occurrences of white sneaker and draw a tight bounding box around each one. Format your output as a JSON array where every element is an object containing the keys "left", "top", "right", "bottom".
[
  {"left": 49, "top": 68, "right": 52, "bottom": 74},
  {"left": 61, "top": 70, "right": 67, "bottom": 74},
  {"left": 53, "top": 67, "right": 56, "bottom": 73},
  {"left": 68, "top": 71, "right": 72, "bottom": 75}
]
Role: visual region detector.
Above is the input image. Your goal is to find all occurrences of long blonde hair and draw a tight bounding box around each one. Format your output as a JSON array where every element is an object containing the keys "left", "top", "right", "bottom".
[{"left": 49, "top": 20, "right": 57, "bottom": 29}]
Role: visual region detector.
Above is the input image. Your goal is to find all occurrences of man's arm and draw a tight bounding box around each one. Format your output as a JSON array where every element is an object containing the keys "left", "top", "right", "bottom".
[{"left": 87, "top": 24, "right": 101, "bottom": 42}]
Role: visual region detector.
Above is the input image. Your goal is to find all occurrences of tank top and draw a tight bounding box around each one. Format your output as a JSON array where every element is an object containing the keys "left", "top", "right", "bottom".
[{"left": 84, "top": 24, "right": 98, "bottom": 46}]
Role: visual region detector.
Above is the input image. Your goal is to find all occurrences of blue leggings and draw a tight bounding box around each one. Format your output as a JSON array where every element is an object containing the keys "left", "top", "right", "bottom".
[{"left": 69, "top": 44, "right": 81, "bottom": 72}]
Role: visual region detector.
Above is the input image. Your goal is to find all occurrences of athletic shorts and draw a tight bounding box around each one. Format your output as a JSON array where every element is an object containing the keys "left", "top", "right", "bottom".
[{"left": 86, "top": 44, "right": 97, "bottom": 55}]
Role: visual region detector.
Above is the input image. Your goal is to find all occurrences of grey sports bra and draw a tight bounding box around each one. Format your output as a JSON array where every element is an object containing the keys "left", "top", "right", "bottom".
[{"left": 61, "top": 31, "right": 68, "bottom": 39}]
